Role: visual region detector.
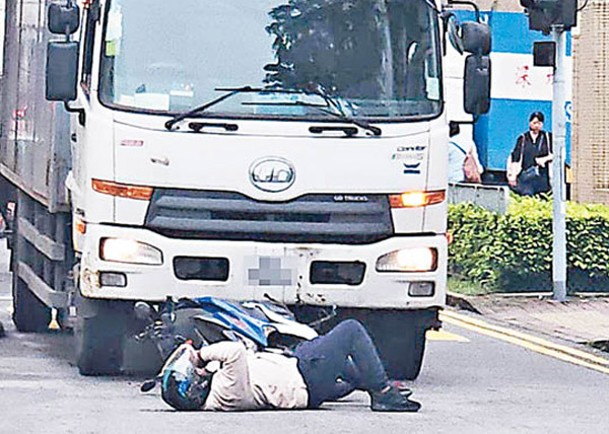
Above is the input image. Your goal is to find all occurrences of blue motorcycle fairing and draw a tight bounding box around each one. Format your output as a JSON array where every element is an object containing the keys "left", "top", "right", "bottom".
[{"left": 187, "top": 297, "right": 271, "bottom": 347}]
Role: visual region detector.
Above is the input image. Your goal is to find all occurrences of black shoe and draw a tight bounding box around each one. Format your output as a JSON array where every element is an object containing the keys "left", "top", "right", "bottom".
[{"left": 370, "top": 386, "right": 421, "bottom": 412}]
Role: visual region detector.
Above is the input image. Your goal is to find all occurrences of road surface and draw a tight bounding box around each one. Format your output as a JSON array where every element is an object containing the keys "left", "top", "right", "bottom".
[{"left": 1, "top": 240, "right": 608, "bottom": 433}]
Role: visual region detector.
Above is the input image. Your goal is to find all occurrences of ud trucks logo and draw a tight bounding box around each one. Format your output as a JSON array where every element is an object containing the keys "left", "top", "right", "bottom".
[{"left": 250, "top": 157, "right": 296, "bottom": 192}]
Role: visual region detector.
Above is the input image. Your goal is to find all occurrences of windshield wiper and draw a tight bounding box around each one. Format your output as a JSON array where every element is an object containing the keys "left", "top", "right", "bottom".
[
  {"left": 304, "top": 84, "right": 382, "bottom": 136},
  {"left": 240, "top": 100, "right": 352, "bottom": 135},
  {"left": 243, "top": 85, "right": 382, "bottom": 137},
  {"left": 166, "top": 86, "right": 314, "bottom": 130},
  {"left": 166, "top": 85, "right": 381, "bottom": 136},
  {"left": 165, "top": 85, "right": 256, "bottom": 130}
]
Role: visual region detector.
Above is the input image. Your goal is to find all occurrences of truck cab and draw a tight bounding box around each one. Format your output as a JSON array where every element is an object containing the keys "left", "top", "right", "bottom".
[{"left": 3, "top": 0, "right": 490, "bottom": 377}]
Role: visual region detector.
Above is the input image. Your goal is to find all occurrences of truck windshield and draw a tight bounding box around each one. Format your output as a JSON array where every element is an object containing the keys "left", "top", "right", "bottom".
[{"left": 99, "top": 0, "right": 442, "bottom": 121}]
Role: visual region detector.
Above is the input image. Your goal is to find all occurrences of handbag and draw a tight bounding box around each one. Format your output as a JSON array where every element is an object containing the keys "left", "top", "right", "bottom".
[{"left": 519, "top": 165, "right": 541, "bottom": 183}]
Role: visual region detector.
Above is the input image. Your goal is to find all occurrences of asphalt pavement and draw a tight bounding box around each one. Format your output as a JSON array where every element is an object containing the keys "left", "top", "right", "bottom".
[{"left": 4, "top": 241, "right": 609, "bottom": 432}]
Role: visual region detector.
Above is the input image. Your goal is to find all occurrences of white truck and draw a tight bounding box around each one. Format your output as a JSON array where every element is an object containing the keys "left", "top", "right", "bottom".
[{"left": 0, "top": 0, "right": 490, "bottom": 376}]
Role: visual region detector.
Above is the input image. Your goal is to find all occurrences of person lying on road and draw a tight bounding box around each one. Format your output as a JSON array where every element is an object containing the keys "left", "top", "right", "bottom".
[{"left": 161, "top": 319, "right": 421, "bottom": 413}]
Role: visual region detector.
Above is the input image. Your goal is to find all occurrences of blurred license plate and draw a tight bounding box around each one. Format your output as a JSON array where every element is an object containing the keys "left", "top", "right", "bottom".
[{"left": 245, "top": 255, "right": 298, "bottom": 287}]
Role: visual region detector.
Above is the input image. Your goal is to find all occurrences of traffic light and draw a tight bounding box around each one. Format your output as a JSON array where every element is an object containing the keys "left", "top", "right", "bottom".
[{"left": 520, "top": 0, "right": 578, "bottom": 34}]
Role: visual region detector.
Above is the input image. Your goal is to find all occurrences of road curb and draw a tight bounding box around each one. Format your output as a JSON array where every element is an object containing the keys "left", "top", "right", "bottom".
[
  {"left": 447, "top": 291, "right": 609, "bottom": 307},
  {"left": 446, "top": 291, "right": 481, "bottom": 313},
  {"left": 441, "top": 309, "right": 609, "bottom": 373}
]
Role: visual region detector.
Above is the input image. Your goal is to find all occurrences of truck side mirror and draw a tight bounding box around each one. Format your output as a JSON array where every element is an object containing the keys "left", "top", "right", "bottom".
[
  {"left": 464, "top": 55, "right": 491, "bottom": 115},
  {"left": 461, "top": 22, "right": 491, "bottom": 55},
  {"left": 46, "top": 41, "right": 79, "bottom": 102},
  {"left": 48, "top": 3, "right": 80, "bottom": 35}
]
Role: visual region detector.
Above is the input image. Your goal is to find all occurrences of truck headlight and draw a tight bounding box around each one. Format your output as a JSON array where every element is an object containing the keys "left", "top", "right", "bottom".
[
  {"left": 100, "top": 238, "right": 163, "bottom": 265},
  {"left": 376, "top": 248, "right": 437, "bottom": 272}
]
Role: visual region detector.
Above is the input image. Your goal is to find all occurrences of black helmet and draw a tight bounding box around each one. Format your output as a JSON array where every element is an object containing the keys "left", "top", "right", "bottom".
[{"left": 160, "top": 343, "right": 211, "bottom": 411}]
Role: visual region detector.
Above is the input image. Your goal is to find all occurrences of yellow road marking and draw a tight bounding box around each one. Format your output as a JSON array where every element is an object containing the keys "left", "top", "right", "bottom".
[
  {"left": 426, "top": 329, "right": 470, "bottom": 342},
  {"left": 441, "top": 310, "right": 609, "bottom": 375}
]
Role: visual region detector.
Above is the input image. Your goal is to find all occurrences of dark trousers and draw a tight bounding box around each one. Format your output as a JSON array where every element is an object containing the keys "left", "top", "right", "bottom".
[{"left": 294, "top": 319, "right": 388, "bottom": 408}]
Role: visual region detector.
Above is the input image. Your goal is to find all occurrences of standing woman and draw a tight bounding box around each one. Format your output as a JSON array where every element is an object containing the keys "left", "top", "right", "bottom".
[{"left": 507, "top": 111, "right": 553, "bottom": 196}]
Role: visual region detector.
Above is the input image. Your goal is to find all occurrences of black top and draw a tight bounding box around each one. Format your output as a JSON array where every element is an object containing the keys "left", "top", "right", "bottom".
[{"left": 511, "top": 131, "right": 553, "bottom": 179}]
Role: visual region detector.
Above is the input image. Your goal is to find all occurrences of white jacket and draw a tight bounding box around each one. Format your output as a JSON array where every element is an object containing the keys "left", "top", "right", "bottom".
[{"left": 199, "top": 342, "right": 308, "bottom": 411}]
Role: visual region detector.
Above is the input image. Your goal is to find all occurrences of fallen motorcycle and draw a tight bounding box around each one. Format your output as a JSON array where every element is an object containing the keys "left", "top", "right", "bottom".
[{"left": 134, "top": 296, "right": 323, "bottom": 394}]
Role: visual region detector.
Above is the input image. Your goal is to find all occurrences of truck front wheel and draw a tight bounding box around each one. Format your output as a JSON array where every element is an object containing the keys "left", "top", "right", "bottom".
[
  {"left": 75, "top": 309, "right": 126, "bottom": 376},
  {"left": 361, "top": 310, "right": 430, "bottom": 381},
  {"left": 377, "top": 326, "right": 427, "bottom": 380}
]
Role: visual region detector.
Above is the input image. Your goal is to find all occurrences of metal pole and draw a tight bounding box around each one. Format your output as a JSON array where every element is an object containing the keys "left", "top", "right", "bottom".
[{"left": 551, "top": 27, "right": 567, "bottom": 302}]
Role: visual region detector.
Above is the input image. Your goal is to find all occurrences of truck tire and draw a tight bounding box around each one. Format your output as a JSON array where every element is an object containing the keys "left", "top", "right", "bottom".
[
  {"left": 75, "top": 311, "right": 126, "bottom": 376},
  {"left": 10, "top": 192, "right": 52, "bottom": 333},
  {"left": 360, "top": 311, "right": 428, "bottom": 381},
  {"left": 12, "top": 277, "right": 51, "bottom": 333},
  {"left": 378, "top": 326, "right": 427, "bottom": 381}
]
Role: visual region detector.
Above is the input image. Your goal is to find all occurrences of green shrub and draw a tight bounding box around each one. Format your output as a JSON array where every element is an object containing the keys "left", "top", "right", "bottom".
[{"left": 448, "top": 195, "right": 609, "bottom": 293}]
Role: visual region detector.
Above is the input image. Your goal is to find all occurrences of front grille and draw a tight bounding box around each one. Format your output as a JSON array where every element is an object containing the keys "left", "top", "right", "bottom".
[{"left": 144, "top": 189, "right": 393, "bottom": 244}]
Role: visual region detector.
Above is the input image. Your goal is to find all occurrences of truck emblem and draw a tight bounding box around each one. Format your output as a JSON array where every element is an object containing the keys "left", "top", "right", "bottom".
[
  {"left": 250, "top": 157, "right": 296, "bottom": 192},
  {"left": 403, "top": 162, "right": 422, "bottom": 175}
]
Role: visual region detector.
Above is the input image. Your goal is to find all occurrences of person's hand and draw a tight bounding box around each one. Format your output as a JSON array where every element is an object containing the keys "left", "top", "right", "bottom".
[{"left": 535, "top": 155, "right": 553, "bottom": 167}]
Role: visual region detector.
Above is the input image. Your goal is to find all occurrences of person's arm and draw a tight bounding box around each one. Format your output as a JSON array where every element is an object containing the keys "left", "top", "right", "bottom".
[
  {"left": 511, "top": 135, "right": 524, "bottom": 162},
  {"left": 469, "top": 143, "right": 484, "bottom": 174},
  {"left": 508, "top": 135, "right": 524, "bottom": 187},
  {"left": 198, "top": 342, "right": 252, "bottom": 409},
  {"left": 199, "top": 341, "right": 249, "bottom": 376}
]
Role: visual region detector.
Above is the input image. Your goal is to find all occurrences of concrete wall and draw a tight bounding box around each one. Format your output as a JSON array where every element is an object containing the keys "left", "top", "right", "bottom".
[{"left": 572, "top": 0, "right": 609, "bottom": 204}]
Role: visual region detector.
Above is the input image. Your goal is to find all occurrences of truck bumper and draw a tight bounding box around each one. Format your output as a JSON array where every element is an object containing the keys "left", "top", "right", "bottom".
[{"left": 79, "top": 223, "right": 446, "bottom": 310}]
